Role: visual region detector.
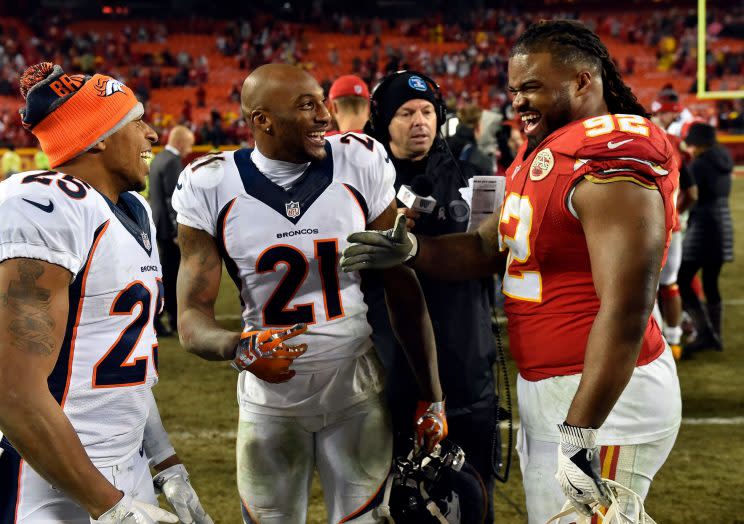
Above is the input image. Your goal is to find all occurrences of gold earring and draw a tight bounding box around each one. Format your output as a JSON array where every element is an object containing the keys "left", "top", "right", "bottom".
[{"left": 266, "top": 127, "right": 271, "bottom": 133}]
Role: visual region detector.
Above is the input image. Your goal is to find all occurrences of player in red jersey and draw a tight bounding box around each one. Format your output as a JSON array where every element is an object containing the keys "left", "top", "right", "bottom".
[
  {"left": 651, "top": 102, "right": 699, "bottom": 360},
  {"left": 326, "top": 74, "right": 370, "bottom": 136},
  {"left": 341, "top": 20, "right": 681, "bottom": 523}
]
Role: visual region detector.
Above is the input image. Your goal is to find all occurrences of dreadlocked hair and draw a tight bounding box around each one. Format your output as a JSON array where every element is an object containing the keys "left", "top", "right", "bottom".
[{"left": 511, "top": 19, "right": 648, "bottom": 117}]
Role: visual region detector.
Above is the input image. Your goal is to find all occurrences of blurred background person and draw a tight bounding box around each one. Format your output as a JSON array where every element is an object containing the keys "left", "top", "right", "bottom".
[
  {"left": 653, "top": 86, "right": 694, "bottom": 138},
  {"left": 652, "top": 98, "right": 698, "bottom": 360},
  {"left": 494, "top": 120, "right": 524, "bottom": 176},
  {"left": 34, "top": 148, "right": 50, "bottom": 170},
  {"left": 1, "top": 145, "right": 21, "bottom": 179},
  {"left": 148, "top": 125, "right": 195, "bottom": 337},
  {"left": 327, "top": 74, "right": 370, "bottom": 134},
  {"left": 446, "top": 103, "right": 494, "bottom": 174},
  {"left": 679, "top": 123, "right": 734, "bottom": 355}
]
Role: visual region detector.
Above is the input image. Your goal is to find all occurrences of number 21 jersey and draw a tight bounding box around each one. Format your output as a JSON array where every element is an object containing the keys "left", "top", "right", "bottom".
[{"left": 173, "top": 133, "right": 395, "bottom": 373}]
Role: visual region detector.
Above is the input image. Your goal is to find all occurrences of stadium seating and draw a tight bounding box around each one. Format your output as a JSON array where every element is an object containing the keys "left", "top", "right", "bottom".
[{"left": 1, "top": 11, "right": 742, "bottom": 146}]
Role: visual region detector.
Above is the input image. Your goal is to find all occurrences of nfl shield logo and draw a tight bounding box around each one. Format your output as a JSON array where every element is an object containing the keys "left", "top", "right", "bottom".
[
  {"left": 286, "top": 201, "right": 301, "bottom": 218},
  {"left": 141, "top": 232, "right": 151, "bottom": 250}
]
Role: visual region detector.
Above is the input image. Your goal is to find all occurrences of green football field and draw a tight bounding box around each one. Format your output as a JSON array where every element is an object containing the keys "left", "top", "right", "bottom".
[{"left": 153, "top": 178, "right": 744, "bottom": 524}]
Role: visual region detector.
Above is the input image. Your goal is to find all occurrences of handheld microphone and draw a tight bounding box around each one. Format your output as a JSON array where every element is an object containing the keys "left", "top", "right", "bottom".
[{"left": 397, "top": 175, "right": 437, "bottom": 214}]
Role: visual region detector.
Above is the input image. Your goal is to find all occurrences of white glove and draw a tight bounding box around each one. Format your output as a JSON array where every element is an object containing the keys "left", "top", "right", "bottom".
[
  {"left": 555, "top": 423, "right": 611, "bottom": 517},
  {"left": 341, "top": 213, "right": 418, "bottom": 272},
  {"left": 90, "top": 494, "right": 178, "bottom": 524},
  {"left": 153, "top": 464, "right": 214, "bottom": 524},
  {"left": 546, "top": 480, "right": 657, "bottom": 524}
]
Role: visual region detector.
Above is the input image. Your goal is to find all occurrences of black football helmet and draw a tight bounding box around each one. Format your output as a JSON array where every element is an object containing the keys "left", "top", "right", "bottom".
[{"left": 372, "top": 440, "right": 488, "bottom": 524}]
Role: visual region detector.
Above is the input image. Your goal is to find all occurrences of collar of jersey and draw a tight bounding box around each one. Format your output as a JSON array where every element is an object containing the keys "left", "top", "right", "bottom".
[
  {"left": 100, "top": 192, "right": 154, "bottom": 256},
  {"left": 233, "top": 142, "right": 334, "bottom": 225}
]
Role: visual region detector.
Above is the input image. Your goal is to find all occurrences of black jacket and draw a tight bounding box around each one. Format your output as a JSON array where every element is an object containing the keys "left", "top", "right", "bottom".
[
  {"left": 367, "top": 139, "right": 497, "bottom": 415},
  {"left": 445, "top": 123, "right": 493, "bottom": 175},
  {"left": 683, "top": 144, "right": 734, "bottom": 263},
  {"left": 148, "top": 149, "right": 183, "bottom": 242}
]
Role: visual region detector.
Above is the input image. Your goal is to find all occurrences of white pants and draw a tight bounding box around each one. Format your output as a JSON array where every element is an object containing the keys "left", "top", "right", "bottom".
[
  {"left": 659, "top": 231, "right": 682, "bottom": 286},
  {"left": 517, "top": 432, "right": 677, "bottom": 524},
  {"left": 515, "top": 348, "right": 680, "bottom": 524},
  {"left": 237, "top": 394, "right": 392, "bottom": 524},
  {"left": 2, "top": 446, "right": 154, "bottom": 523}
]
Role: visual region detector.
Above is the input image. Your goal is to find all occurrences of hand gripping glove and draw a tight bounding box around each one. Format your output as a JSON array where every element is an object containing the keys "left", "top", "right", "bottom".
[
  {"left": 546, "top": 479, "right": 658, "bottom": 524},
  {"left": 153, "top": 464, "right": 214, "bottom": 524},
  {"left": 90, "top": 494, "right": 178, "bottom": 524},
  {"left": 231, "top": 323, "right": 308, "bottom": 383},
  {"left": 341, "top": 213, "right": 418, "bottom": 272},
  {"left": 555, "top": 423, "right": 612, "bottom": 517},
  {"left": 414, "top": 400, "right": 448, "bottom": 454}
]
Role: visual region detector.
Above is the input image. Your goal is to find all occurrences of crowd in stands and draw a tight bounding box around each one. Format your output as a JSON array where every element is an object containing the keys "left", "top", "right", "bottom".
[{"left": 1, "top": 7, "right": 744, "bottom": 148}]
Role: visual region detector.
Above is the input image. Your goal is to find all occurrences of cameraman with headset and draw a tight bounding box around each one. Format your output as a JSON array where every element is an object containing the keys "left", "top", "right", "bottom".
[{"left": 364, "top": 70, "right": 498, "bottom": 522}]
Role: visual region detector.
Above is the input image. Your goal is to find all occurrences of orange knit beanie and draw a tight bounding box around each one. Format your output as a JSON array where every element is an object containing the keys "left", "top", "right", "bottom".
[{"left": 19, "top": 62, "right": 143, "bottom": 168}]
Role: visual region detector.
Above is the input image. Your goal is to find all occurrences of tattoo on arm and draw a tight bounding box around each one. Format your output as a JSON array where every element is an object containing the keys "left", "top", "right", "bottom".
[
  {"left": 1, "top": 260, "right": 56, "bottom": 355},
  {"left": 178, "top": 225, "right": 222, "bottom": 310},
  {"left": 177, "top": 224, "right": 238, "bottom": 359}
]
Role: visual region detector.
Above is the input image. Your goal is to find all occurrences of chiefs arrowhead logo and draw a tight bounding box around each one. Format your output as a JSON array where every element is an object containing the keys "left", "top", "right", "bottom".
[{"left": 530, "top": 148, "right": 554, "bottom": 181}]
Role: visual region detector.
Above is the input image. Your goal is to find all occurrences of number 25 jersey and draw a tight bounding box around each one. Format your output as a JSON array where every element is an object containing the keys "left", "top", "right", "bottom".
[
  {"left": 173, "top": 133, "right": 395, "bottom": 373},
  {"left": 0, "top": 171, "right": 162, "bottom": 466},
  {"left": 499, "top": 115, "right": 679, "bottom": 381}
]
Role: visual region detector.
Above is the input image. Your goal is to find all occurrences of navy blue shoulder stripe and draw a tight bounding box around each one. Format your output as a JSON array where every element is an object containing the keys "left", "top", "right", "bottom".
[
  {"left": 49, "top": 220, "right": 109, "bottom": 405},
  {"left": 0, "top": 437, "right": 22, "bottom": 524},
  {"left": 342, "top": 183, "right": 369, "bottom": 223},
  {"left": 216, "top": 198, "right": 244, "bottom": 310}
]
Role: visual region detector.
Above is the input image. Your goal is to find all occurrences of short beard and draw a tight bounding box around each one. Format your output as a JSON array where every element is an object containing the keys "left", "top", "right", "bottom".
[
  {"left": 124, "top": 177, "right": 147, "bottom": 194},
  {"left": 525, "top": 89, "right": 573, "bottom": 157},
  {"left": 307, "top": 145, "right": 327, "bottom": 161},
  {"left": 525, "top": 135, "right": 541, "bottom": 157}
]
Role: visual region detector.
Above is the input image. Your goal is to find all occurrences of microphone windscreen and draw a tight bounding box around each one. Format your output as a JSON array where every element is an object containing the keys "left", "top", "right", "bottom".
[{"left": 410, "top": 175, "right": 433, "bottom": 197}]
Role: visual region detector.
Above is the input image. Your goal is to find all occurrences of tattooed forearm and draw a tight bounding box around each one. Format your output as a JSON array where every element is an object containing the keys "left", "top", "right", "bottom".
[
  {"left": 178, "top": 226, "right": 221, "bottom": 271},
  {"left": 2, "top": 260, "right": 56, "bottom": 355},
  {"left": 177, "top": 225, "right": 222, "bottom": 310},
  {"left": 176, "top": 225, "right": 240, "bottom": 360}
]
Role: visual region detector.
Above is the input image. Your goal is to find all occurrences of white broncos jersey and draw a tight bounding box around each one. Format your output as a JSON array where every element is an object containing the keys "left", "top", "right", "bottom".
[
  {"left": 173, "top": 133, "right": 395, "bottom": 373},
  {"left": 0, "top": 171, "right": 162, "bottom": 466}
]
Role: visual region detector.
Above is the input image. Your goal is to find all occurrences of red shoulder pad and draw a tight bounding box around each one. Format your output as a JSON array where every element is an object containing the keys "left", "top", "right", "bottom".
[{"left": 570, "top": 114, "right": 674, "bottom": 186}]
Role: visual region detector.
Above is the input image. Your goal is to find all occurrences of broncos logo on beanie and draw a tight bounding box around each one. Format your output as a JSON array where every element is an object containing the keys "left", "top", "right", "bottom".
[
  {"left": 94, "top": 77, "right": 126, "bottom": 97},
  {"left": 18, "top": 61, "right": 143, "bottom": 168}
]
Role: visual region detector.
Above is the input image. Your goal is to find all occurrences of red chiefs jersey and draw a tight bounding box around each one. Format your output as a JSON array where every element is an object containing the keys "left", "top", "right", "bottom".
[{"left": 499, "top": 114, "right": 679, "bottom": 381}]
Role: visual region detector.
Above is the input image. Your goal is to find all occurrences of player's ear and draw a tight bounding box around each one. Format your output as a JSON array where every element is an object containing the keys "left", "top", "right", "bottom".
[
  {"left": 250, "top": 110, "right": 270, "bottom": 131},
  {"left": 88, "top": 140, "right": 106, "bottom": 154},
  {"left": 575, "top": 70, "right": 593, "bottom": 97}
]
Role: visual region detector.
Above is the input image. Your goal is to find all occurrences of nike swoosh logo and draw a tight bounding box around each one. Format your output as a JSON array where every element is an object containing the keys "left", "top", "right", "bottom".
[
  {"left": 22, "top": 198, "right": 54, "bottom": 213},
  {"left": 607, "top": 138, "right": 634, "bottom": 149}
]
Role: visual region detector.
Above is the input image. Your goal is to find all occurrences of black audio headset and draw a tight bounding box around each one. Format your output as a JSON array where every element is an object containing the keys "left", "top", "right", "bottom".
[
  {"left": 369, "top": 70, "right": 447, "bottom": 141},
  {"left": 369, "top": 69, "right": 468, "bottom": 187}
]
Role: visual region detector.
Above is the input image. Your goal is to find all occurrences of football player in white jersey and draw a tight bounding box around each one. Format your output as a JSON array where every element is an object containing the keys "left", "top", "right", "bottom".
[
  {"left": 173, "top": 63, "right": 446, "bottom": 523},
  {"left": 0, "top": 63, "right": 211, "bottom": 524}
]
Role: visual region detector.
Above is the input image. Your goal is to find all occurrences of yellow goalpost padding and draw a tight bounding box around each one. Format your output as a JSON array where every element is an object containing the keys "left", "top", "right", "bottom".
[{"left": 697, "top": 0, "right": 744, "bottom": 100}]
